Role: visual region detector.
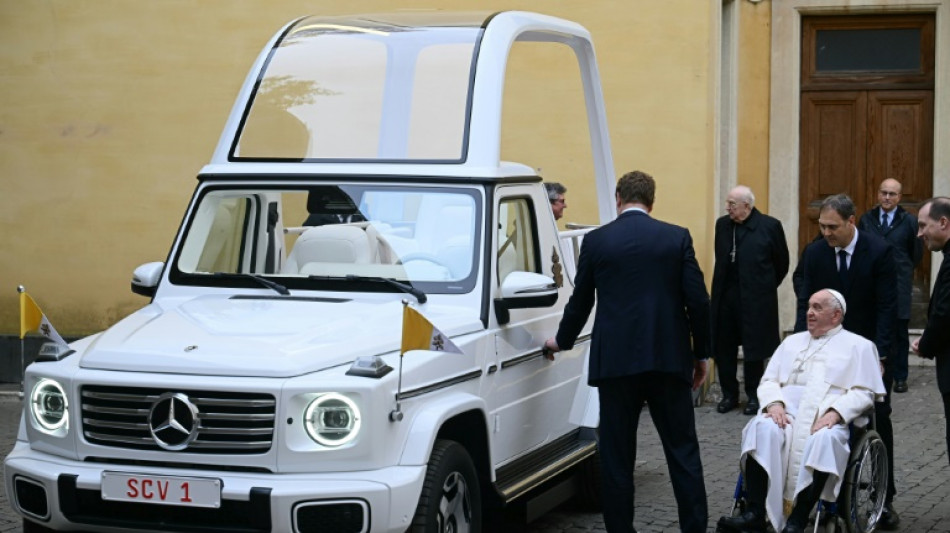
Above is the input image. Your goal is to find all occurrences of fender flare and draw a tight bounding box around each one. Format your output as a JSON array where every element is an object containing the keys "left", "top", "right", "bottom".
[{"left": 398, "top": 392, "right": 489, "bottom": 466}]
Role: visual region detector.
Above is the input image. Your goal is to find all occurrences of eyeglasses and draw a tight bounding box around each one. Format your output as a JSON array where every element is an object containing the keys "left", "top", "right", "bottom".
[
  {"left": 551, "top": 198, "right": 566, "bottom": 205},
  {"left": 726, "top": 201, "right": 745, "bottom": 208}
]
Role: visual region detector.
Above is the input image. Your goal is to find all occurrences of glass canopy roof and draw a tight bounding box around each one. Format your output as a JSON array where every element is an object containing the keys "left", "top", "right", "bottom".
[{"left": 232, "top": 13, "right": 494, "bottom": 162}]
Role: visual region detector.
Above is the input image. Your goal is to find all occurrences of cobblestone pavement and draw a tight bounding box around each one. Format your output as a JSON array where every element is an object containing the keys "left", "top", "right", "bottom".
[{"left": 1, "top": 368, "right": 947, "bottom": 532}]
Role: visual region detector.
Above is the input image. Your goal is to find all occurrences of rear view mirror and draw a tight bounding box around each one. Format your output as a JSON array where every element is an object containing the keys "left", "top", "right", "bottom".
[
  {"left": 494, "top": 271, "right": 558, "bottom": 324},
  {"left": 131, "top": 262, "right": 164, "bottom": 297}
]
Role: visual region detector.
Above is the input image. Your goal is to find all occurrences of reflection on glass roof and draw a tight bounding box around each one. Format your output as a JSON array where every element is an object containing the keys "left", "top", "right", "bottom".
[{"left": 233, "top": 13, "right": 493, "bottom": 162}]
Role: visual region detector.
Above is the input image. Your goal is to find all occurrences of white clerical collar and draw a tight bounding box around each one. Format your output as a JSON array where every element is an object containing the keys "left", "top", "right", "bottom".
[
  {"left": 836, "top": 228, "right": 858, "bottom": 256},
  {"left": 812, "top": 325, "right": 843, "bottom": 340}
]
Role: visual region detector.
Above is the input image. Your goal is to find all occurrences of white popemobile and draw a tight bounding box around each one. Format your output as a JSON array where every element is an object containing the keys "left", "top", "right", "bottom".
[{"left": 4, "top": 11, "right": 618, "bottom": 533}]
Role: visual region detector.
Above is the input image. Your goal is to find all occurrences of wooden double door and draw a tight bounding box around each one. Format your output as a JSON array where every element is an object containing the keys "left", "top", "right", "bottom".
[{"left": 799, "top": 14, "right": 935, "bottom": 325}]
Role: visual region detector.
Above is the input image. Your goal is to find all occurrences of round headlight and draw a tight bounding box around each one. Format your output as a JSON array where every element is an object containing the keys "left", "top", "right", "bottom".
[
  {"left": 31, "top": 378, "right": 68, "bottom": 432},
  {"left": 304, "top": 393, "right": 361, "bottom": 447}
]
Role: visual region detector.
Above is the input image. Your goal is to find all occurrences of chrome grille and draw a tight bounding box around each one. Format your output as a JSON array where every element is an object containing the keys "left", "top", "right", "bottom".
[{"left": 81, "top": 385, "right": 276, "bottom": 454}]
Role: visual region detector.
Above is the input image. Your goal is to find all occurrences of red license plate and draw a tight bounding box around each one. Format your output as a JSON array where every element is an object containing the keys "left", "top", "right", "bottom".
[{"left": 101, "top": 472, "right": 221, "bottom": 508}]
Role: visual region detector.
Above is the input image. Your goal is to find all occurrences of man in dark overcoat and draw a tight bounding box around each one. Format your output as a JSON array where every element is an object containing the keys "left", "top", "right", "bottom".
[
  {"left": 711, "top": 185, "right": 789, "bottom": 415},
  {"left": 858, "top": 178, "right": 922, "bottom": 392}
]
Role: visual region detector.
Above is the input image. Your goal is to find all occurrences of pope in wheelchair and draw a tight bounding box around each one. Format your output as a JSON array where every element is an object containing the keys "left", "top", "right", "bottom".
[{"left": 718, "top": 289, "right": 887, "bottom": 533}]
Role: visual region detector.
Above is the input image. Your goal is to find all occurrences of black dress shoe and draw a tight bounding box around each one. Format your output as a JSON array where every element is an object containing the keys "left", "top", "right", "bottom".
[
  {"left": 894, "top": 380, "right": 908, "bottom": 393},
  {"left": 717, "top": 397, "right": 738, "bottom": 413},
  {"left": 718, "top": 510, "right": 766, "bottom": 532},
  {"left": 879, "top": 503, "right": 900, "bottom": 530},
  {"left": 743, "top": 400, "right": 760, "bottom": 415}
]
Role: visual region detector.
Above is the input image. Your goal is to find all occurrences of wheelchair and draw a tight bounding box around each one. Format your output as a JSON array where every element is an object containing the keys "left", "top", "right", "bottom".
[{"left": 720, "top": 413, "right": 888, "bottom": 533}]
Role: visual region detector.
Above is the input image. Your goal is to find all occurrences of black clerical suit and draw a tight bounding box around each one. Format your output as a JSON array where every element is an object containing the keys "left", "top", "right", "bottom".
[
  {"left": 916, "top": 241, "right": 950, "bottom": 464},
  {"left": 554, "top": 209, "right": 710, "bottom": 533},
  {"left": 710, "top": 208, "right": 789, "bottom": 406}
]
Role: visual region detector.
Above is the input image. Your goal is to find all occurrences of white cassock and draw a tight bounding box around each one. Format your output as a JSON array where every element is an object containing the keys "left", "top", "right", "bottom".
[{"left": 739, "top": 325, "right": 886, "bottom": 532}]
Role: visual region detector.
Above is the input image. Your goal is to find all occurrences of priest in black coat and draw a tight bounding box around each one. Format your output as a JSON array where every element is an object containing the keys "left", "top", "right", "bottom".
[
  {"left": 912, "top": 197, "right": 950, "bottom": 465},
  {"left": 710, "top": 186, "right": 789, "bottom": 415}
]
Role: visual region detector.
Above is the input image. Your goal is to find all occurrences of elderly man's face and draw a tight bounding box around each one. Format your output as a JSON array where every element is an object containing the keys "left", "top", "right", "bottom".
[
  {"left": 725, "top": 191, "right": 752, "bottom": 223},
  {"left": 806, "top": 291, "right": 842, "bottom": 337},
  {"left": 818, "top": 208, "right": 856, "bottom": 248}
]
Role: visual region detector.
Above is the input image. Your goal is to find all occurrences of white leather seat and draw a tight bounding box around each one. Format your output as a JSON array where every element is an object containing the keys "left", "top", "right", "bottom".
[{"left": 283, "top": 225, "right": 371, "bottom": 274}]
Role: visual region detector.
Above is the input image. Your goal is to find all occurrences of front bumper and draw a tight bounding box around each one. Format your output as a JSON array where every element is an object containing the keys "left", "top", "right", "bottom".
[{"left": 4, "top": 441, "right": 427, "bottom": 533}]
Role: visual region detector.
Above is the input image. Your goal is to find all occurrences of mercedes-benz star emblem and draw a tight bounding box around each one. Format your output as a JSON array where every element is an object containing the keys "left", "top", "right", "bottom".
[{"left": 148, "top": 392, "right": 199, "bottom": 451}]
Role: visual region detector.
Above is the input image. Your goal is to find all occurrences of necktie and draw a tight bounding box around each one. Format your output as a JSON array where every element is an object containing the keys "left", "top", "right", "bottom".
[
  {"left": 838, "top": 250, "right": 849, "bottom": 287},
  {"left": 881, "top": 211, "right": 888, "bottom": 228}
]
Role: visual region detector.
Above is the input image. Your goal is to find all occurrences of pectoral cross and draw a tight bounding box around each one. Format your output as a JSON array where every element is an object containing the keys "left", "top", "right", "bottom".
[{"left": 730, "top": 226, "right": 737, "bottom": 263}]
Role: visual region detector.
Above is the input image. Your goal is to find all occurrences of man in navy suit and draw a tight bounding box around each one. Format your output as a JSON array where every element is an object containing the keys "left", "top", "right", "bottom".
[
  {"left": 544, "top": 170, "right": 710, "bottom": 533},
  {"left": 795, "top": 193, "right": 900, "bottom": 529},
  {"left": 912, "top": 197, "right": 950, "bottom": 464}
]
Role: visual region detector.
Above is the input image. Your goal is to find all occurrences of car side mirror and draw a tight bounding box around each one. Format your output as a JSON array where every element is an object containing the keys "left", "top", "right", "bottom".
[
  {"left": 131, "top": 262, "right": 164, "bottom": 297},
  {"left": 494, "top": 271, "right": 558, "bottom": 325}
]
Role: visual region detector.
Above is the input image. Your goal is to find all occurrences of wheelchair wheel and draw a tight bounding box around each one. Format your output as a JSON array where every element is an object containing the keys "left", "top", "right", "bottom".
[{"left": 840, "top": 429, "right": 888, "bottom": 533}]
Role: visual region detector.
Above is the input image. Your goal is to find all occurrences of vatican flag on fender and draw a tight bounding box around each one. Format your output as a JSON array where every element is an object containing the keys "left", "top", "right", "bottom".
[
  {"left": 20, "top": 290, "right": 69, "bottom": 349},
  {"left": 401, "top": 305, "right": 462, "bottom": 355}
]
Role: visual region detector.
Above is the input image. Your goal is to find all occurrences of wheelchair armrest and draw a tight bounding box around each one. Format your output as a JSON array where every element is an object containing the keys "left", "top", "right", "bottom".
[{"left": 851, "top": 415, "right": 870, "bottom": 429}]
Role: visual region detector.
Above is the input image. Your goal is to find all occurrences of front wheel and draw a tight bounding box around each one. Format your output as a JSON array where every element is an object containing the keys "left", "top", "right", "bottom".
[{"left": 410, "top": 439, "right": 482, "bottom": 533}]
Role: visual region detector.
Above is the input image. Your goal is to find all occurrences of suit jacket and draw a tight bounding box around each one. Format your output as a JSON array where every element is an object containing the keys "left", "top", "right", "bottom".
[
  {"left": 710, "top": 208, "right": 789, "bottom": 360},
  {"left": 795, "top": 229, "right": 898, "bottom": 358},
  {"left": 918, "top": 243, "right": 950, "bottom": 394},
  {"left": 555, "top": 210, "right": 710, "bottom": 385},
  {"left": 858, "top": 205, "right": 923, "bottom": 319}
]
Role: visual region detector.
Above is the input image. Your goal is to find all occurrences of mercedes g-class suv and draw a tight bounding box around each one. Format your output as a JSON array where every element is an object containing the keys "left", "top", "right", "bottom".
[{"left": 5, "top": 11, "right": 618, "bottom": 532}]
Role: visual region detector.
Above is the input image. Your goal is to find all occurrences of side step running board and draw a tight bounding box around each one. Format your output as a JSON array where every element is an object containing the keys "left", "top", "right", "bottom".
[{"left": 494, "top": 428, "right": 597, "bottom": 502}]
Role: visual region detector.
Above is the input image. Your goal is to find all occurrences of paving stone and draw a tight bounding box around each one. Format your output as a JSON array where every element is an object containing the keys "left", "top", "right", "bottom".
[{"left": 1, "top": 369, "right": 948, "bottom": 532}]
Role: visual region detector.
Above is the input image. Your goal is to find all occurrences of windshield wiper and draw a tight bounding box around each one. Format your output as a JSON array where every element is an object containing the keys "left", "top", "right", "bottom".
[
  {"left": 304, "top": 274, "right": 425, "bottom": 303},
  {"left": 305, "top": 274, "right": 427, "bottom": 303},
  {"left": 213, "top": 272, "right": 290, "bottom": 296}
]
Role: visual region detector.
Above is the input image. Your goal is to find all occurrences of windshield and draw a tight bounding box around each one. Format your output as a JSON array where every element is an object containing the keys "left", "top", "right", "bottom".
[
  {"left": 232, "top": 14, "right": 486, "bottom": 162},
  {"left": 171, "top": 184, "right": 482, "bottom": 294}
]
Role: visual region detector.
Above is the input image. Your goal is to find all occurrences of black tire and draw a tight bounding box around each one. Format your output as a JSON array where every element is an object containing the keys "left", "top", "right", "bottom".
[
  {"left": 840, "top": 430, "right": 888, "bottom": 533},
  {"left": 410, "top": 439, "right": 482, "bottom": 533}
]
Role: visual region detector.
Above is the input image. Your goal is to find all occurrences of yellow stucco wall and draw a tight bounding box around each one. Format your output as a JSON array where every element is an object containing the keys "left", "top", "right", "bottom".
[
  {"left": 0, "top": 1, "right": 723, "bottom": 335},
  {"left": 737, "top": 1, "right": 772, "bottom": 208}
]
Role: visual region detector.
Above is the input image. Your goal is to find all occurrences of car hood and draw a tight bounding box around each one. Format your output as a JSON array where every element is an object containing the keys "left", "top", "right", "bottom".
[{"left": 78, "top": 295, "right": 481, "bottom": 378}]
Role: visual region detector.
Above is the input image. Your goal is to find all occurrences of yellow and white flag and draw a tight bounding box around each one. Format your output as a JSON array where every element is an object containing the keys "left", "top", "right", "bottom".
[
  {"left": 401, "top": 305, "right": 462, "bottom": 355},
  {"left": 20, "top": 291, "right": 69, "bottom": 349}
]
